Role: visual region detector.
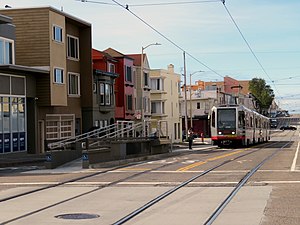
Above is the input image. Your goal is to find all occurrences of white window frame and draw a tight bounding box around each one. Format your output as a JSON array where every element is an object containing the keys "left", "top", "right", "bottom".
[
  {"left": 93, "top": 82, "right": 97, "bottom": 93},
  {"left": 67, "top": 35, "right": 79, "bottom": 60},
  {"left": 108, "top": 63, "right": 115, "bottom": 73},
  {"left": 99, "top": 83, "right": 105, "bottom": 105},
  {"left": 45, "top": 114, "right": 75, "bottom": 140},
  {"left": 151, "top": 78, "right": 164, "bottom": 91},
  {"left": 53, "top": 67, "right": 64, "bottom": 84},
  {"left": 53, "top": 25, "right": 63, "bottom": 43},
  {"left": 68, "top": 72, "right": 80, "bottom": 96},
  {"left": 105, "top": 83, "right": 111, "bottom": 105},
  {"left": 151, "top": 101, "right": 165, "bottom": 114},
  {"left": 0, "top": 37, "right": 14, "bottom": 65}
]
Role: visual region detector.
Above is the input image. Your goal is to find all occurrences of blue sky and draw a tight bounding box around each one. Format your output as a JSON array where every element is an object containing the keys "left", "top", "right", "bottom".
[{"left": 3, "top": 0, "right": 300, "bottom": 113}]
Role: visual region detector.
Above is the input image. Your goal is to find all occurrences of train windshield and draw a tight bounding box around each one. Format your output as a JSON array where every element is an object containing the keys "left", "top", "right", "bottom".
[{"left": 217, "top": 108, "right": 236, "bottom": 129}]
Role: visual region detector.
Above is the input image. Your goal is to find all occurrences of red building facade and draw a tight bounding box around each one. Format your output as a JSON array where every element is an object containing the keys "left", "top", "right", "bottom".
[{"left": 104, "top": 48, "right": 135, "bottom": 120}]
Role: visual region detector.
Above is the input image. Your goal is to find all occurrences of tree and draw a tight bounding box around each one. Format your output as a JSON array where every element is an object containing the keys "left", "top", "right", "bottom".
[{"left": 249, "top": 78, "right": 274, "bottom": 115}]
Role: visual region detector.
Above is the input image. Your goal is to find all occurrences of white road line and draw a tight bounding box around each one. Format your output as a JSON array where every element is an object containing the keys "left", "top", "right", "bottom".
[
  {"left": 254, "top": 181, "right": 300, "bottom": 184},
  {"left": 110, "top": 170, "right": 296, "bottom": 173},
  {"left": 291, "top": 141, "right": 300, "bottom": 171},
  {"left": 117, "top": 181, "right": 238, "bottom": 185},
  {"left": 0, "top": 182, "right": 59, "bottom": 185}
]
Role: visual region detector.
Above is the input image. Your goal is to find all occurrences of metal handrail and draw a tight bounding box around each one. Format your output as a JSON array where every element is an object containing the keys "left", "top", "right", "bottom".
[
  {"left": 88, "top": 122, "right": 143, "bottom": 147},
  {"left": 47, "top": 121, "right": 143, "bottom": 150},
  {"left": 47, "top": 124, "right": 116, "bottom": 150}
]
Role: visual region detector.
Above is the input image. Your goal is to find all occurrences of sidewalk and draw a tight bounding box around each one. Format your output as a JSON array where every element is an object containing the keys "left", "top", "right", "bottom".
[
  {"left": 0, "top": 152, "right": 45, "bottom": 168},
  {"left": 0, "top": 138, "right": 213, "bottom": 169}
]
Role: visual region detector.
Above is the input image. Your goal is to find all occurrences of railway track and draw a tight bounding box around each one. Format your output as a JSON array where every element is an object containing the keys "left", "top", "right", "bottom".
[
  {"left": 112, "top": 135, "right": 296, "bottom": 225},
  {"left": 0, "top": 132, "right": 296, "bottom": 224}
]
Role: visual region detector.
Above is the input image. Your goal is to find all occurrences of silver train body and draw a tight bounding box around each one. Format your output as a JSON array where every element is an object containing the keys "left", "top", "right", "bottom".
[{"left": 210, "top": 105, "right": 270, "bottom": 147}]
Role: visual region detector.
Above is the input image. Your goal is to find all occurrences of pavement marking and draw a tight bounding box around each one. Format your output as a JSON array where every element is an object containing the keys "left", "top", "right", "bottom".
[
  {"left": 117, "top": 168, "right": 151, "bottom": 171},
  {"left": 177, "top": 150, "right": 244, "bottom": 172},
  {"left": 253, "top": 181, "right": 300, "bottom": 184},
  {"left": 0, "top": 182, "right": 60, "bottom": 185},
  {"left": 291, "top": 141, "right": 300, "bottom": 171},
  {"left": 116, "top": 181, "right": 239, "bottom": 185}
]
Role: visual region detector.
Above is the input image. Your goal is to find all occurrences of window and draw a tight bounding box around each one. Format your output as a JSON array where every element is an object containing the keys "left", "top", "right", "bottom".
[
  {"left": 67, "top": 35, "right": 79, "bottom": 59},
  {"left": 54, "top": 68, "right": 64, "bottom": 84},
  {"left": 144, "top": 72, "right": 149, "bottom": 87},
  {"left": 211, "top": 111, "right": 215, "bottom": 128},
  {"left": 238, "top": 111, "right": 245, "bottom": 128},
  {"left": 0, "top": 38, "right": 13, "bottom": 65},
  {"left": 126, "top": 95, "right": 133, "bottom": 110},
  {"left": 53, "top": 25, "right": 63, "bottom": 42},
  {"left": 68, "top": 73, "right": 80, "bottom": 95},
  {"left": 105, "top": 83, "right": 111, "bottom": 105},
  {"left": 93, "top": 82, "right": 97, "bottom": 93},
  {"left": 217, "top": 109, "right": 236, "bottom": 129},
  {"left": 151, "top": 101, "right": 165, "bottom": 114},
  {"left": 46, "top": 114, "right": 75, "bottom": 140},
  {"left": 197, "top": 102, "right": 201, "bottom": 109},
  {"left": 100, "top": 83, "right": 105, "bottom": 105},
  {"left": 125, "top": 66, "right": 132, "bottom": 82},
  {"left": 99, "top": 83, "right": 112, "bottom": 106},
  {"left": 151, "top": 78, "right": 164, "bottom": 91},
  {"left": 108, "top": 63, "right": 115, "bottom": 73}
]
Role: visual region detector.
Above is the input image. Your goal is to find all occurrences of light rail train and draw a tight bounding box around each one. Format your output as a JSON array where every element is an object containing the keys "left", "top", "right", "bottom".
[{"left": 210, "top": 105, "right": 270, "bottom": 147}]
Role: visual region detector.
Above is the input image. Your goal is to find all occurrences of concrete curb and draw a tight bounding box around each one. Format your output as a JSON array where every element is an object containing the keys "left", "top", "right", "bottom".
[{"left": 90, "top": 145, "right": 216, "bottom": 169}]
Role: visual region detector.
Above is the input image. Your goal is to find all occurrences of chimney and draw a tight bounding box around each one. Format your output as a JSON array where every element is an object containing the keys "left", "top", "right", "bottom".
[{"left": 168, "top": 64, "right": 174, "bottom": 73}]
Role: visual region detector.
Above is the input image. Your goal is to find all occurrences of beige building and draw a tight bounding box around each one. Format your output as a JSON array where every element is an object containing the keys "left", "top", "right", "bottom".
[
  {"left": 150, "top": 64, "right": 182, "bottom": 143},
  {"left": 127, "top": 53, "right": 152, "bottom": 122}
]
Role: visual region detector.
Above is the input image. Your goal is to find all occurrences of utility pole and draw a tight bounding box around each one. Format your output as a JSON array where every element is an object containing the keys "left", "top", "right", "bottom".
[
  {"left": 141, "top": 43, "right": 161, "bottom": 135},
  {"left": 183, "top": 51, "right": 188, "bottom": 134}
]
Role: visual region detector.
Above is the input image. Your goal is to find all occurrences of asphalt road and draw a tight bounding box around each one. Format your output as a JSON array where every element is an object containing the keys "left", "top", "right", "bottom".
[{"left": 0, "top": 126, "right": 299, "bottom": 224}]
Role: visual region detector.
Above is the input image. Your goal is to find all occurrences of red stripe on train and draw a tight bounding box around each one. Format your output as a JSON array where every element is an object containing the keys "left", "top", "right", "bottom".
[{"left": 211, "top": 136, "right": 245, "bottom": 140}]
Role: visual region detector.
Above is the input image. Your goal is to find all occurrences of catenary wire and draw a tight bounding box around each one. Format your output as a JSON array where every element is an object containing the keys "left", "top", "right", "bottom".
[
  {"left": 109, "top": 0, "right": 224, "bottom": 79},
  {"left": 77, "top": 0, "right": 283, "bottom": 104},
  {"left": 220, "top": 0, "right": 281, "bottom": 96},
  {"left": 77, "top": 0, "right": 220, "bottom": 7}
]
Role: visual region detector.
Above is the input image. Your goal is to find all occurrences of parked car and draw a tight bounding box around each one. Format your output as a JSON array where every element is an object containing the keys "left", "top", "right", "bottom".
[{"left": 280, "top": 126, "right": 297, "bottom": 130}]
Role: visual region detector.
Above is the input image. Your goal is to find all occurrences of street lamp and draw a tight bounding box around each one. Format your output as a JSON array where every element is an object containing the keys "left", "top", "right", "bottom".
[
  {"left": 189, "top": 70, "right": 204, "bottom": 128},
  {"left": 141, "top": 43, "right": 161, "bottom": 135}
]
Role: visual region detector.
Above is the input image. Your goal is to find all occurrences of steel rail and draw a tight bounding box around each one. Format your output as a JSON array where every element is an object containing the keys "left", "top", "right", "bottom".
[
  {"left": 0, "top": 146, "right": 216, "bottom": 203},
  {"left": 2, "top": 135, "right": 290, "bottom": 224},
  {"left": 112, "top": 139, "right": 287, "bottom": 225},
  {"left": 203, "top": 135, "right": 295, "bottom": 225}
]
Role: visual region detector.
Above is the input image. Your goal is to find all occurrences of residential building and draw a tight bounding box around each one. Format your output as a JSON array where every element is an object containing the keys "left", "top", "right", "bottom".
[
  {"left": 0, "top": 14, "right": 49, "bottom": 154},
  {"left": 104, "top": 48, "right": 135, "bottom": 121},
  {"left": 0, "top": 7, "right": 92, "bottom": 152},
  {"left": 127, "top": 53, "right": 151, "bottom": 122},
  {"left": 92, "top": 49, "right": 118, "bottom": 127},
  {"left": 182, "top": 76, "right": 252, "bottom": 137},
  {"left": 150, "top": 64, "right": 182, "bottom": 143}
]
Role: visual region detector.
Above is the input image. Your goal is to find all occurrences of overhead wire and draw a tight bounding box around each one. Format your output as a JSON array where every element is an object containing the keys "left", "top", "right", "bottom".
[
  {"left": 78, "top": 0, "right": 290, "bottom": 107},
  {"left": 77, "top": 0, "right": 220, "bottom": 7},
  {"left": 128, "top": 1, "right": 220, "bottom": 7},
  {"left": 109, "top": 0, "right": 225, "bottom": 79},
  {"left": 220, "top": 0, "right": 281, "bottom": 96}
]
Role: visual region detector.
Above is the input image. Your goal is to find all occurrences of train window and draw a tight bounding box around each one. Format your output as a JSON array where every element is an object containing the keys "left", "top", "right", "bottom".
[
  {"left": 217, "top": 109, "right": 236, "bottom": 129},
  {"left": 212, "top": 111, "right": 216, "bottom": 127},
  {"left": 238, "top": 111, "right": 245, "bottom": 128}
]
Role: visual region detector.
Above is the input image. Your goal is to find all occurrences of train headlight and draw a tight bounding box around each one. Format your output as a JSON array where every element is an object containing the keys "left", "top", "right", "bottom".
[
  {"left": 231, "top": 131, "right": 236, "bottom": 135},
  {"left": 218, "top": 131, "right": 222, "bottom": 135}
]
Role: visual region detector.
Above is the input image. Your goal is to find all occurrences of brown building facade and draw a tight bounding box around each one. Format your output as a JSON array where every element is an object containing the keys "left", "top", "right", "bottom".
[{"left": 0, "top": 7, "right": 92, "bottom": 153}]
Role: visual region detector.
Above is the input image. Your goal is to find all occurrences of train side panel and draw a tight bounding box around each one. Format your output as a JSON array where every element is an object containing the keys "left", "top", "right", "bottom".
[{"left": 210, "top": 105, "right": 270, "bottom": 147}]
